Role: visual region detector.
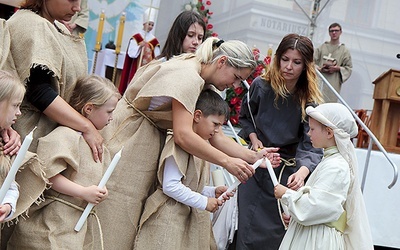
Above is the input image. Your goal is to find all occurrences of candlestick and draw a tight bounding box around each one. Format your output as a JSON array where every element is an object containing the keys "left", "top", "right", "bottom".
[
  {"left": 74, "top": 147, "right": 123, "bottom": 232},
  {"left": 94, "top": 10, "right": 105, "bottom": 52},
  {"left": 0, "top": 127, "right": 36, "bottom": 204},
  {"left": 218, "top": 158, "right": 264, "bottom": 200},
  {"left": 115, "top": 12, "right": 126, "bottom": 55}
]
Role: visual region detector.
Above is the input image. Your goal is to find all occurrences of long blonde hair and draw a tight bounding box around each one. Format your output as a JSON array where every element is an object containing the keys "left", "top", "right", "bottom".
[
  {"left": 262, "top": 34, "right": 323, "bottom": 120},
  {"left": 0, "top": 70, "right": 25, "bottom": 179}
]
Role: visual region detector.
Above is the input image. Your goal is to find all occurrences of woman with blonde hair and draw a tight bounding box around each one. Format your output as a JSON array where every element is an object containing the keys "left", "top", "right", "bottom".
[
  {"left": 98, "top": 37, "right": 280, "bottom": 249},
  {"left": 235, "top": 33, "right": 324, "bottom": 249}
]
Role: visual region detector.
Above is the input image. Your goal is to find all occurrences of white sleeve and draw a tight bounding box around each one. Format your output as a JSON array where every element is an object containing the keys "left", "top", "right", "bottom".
[
  {"left": 127, "top": 39, "right": 141, "bottom": 58},
  {"left": 154, "top": 45, "right": 161, "bottom": 57},
  {"left": 201, "top": 186, "right": 216, "bottom": 198},
  {"left": 2, "top": 181, "right": 19, "bottom": 220},
  {"left": 163, "top": 156, "right": 208, "bottom": 210}
]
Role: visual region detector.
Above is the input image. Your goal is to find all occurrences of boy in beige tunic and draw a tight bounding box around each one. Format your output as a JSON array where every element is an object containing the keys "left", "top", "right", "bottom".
[{"left": 135, "top": 89, "right": 233, "bottom": 250}]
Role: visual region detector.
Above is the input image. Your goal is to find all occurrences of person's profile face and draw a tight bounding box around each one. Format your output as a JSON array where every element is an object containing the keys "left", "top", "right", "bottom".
[
  {"left": 182, "top": 22, "right": 204, "bottom": 53},
  {"left": 194, "top": 113, "right": 225, "bottom": 140}
]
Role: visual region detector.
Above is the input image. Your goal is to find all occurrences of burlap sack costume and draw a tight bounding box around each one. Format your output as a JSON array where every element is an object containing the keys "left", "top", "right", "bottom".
[
  {"left": 0, "top": 140, "right": 47, "bottom": 249},
  {"left": 4, "top": 10, "right": 88, "bottom": 152},
  {"left": 134, "top": 133, "right": 217, "bottom": 250},
  {"left": 7, "top": 126, "right": 111, "bottom": 249},
  {"left": 97, "top": 53, "right": 205, "bottom": 250},
  {"left": 0, "top": 19, "right": 10, "bottom": 70}
]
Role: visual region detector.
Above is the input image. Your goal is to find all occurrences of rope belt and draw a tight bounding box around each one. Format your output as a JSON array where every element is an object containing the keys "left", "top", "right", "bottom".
[
  {"left": 124, "top": 96, "right": 165, "bottom": 133},
  {"left": 46, "top": 196, "right": 104, "bottom": 250},
  {"left": 276, "top": 158, "right": 296, "bottom": 229}
]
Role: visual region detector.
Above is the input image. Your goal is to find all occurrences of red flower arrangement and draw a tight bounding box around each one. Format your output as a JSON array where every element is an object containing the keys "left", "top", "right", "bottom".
[
  {"left": 225, "top": 46, "right": 273, "bottom": 126},
  {"left": 183, "top": 0, "right": 217, "bottom": 38}
]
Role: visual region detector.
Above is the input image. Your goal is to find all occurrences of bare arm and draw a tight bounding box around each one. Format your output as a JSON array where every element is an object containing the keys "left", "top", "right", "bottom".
[
  {"left": 172, "top": 99, "right": 254, "bottom": 181},
  {"left": 43, "top": 96, "right": 103, "bottom": 162},
  {"left": 49, "top": 174, "right": 107, "bottom": 204}
]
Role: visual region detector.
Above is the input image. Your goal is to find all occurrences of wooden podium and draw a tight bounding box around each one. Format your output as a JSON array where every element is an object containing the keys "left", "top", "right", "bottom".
[{"left": 369, "top": 68, "right": 400, "bottom": 153}]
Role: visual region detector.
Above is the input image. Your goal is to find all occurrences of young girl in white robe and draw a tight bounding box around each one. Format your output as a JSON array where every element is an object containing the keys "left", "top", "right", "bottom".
[{"left": 274, "top": 103, "right": 373, "bottom": 250}]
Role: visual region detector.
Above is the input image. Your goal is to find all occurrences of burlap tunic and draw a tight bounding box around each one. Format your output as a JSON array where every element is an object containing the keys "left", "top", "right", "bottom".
[
  {"left": 4, "top": 10, "right": 88, "bottom": 151},
  {"left": 0, "top": 146, "right": 47, "bottom": 249},
  {"left": 97, "top": 54, "right": 205, "bottom": 250},
  {"left": 134, "top": 133, "right": 216, "bottom": 250},
  {"left": 0, "top": 19, "right": 10, "bottom": 69},
  {"left": 7, "top": 127, "right": 111, "bottom": 249}
]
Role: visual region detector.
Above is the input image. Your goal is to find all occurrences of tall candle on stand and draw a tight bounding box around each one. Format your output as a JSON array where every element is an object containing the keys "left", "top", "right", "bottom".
[
  {"left": 74, "top": 147, "right": 123, "bottom": 232},
  {"left": 115, "top": 12, "right": 126, "bottom": 55},
  {"left": 0, "top": 127, "right": 35, "bottom": 204},
  {"left": 94, "top": 10, "right": 105, "bottom": 52}
]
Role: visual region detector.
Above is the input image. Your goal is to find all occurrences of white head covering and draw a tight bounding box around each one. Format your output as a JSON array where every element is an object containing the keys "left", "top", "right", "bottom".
[
  {"left": 142, "top": 8, "right": 156, "bottom": 24},
  {"left": 306, "top": 103, "right": 373, "bottom": 250}
]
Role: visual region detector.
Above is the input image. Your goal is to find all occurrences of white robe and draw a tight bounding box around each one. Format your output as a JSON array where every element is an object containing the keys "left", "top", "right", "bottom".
[{"left": 279, "top": 147, "right": 349, "bottom": 250}]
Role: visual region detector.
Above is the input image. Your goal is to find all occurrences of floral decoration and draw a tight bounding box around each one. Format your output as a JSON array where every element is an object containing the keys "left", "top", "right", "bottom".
[
  {"left": 183, "top": 0, "right": 217, "bottom": 38},
  {"left": 225, "top": 46, "right": 273, "bottom": 126}
]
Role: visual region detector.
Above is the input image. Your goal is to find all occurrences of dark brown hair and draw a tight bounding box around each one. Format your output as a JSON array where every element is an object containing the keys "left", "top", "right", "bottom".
[{"left": 157, "top": 11, "right": 206, "bottom": 60}]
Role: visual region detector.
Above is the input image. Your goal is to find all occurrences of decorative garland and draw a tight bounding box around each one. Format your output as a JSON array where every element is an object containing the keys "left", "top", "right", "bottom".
[{"left": 183, "top": 0, "right": 217, "bottom": 38}]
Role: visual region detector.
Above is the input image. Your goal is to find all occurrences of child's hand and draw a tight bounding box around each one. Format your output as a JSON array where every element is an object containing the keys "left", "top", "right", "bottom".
[
  {"left": 0, "top": 203, "right": 12, "bottom": 222},
  {"left": 274, "top": 184, "right": 288, "bottom": 199},
  {"left": 80, "top": 185, "right": 108, "bottom": 205},
  {"left": 215, "top": 186, "right": 235, "bottom": 201},
  {"left": 282, "top": 212, "right": 291, "bottom": 227},
  {"left": 205, "top": 197, "right": 223, "bottom": 213},
  {"left": 287, "top": 166, "right": 309, "bottom": 190}
]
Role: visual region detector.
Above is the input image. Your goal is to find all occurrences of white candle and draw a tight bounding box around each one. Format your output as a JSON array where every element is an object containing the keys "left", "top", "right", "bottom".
[
  {"left": 212, "top": 169, "right": 225, "bottom": 187},
  {"left": 227, "top": 120, "right": 242, "bottom": 145},
  {"left": 0, "top": 127, "right": 35, "bottom": 204},
  {"left": 218, "top": 158, "right": 264, "bottom": 200},
  {"left": 265, "top": 159, "right": 289, "bottom": 215},
  {"left": 74, "top": 147, "right": 123, "bottom": 232},
  {"left": 266, "top": 158, "right": 278, "bottom": 186}
]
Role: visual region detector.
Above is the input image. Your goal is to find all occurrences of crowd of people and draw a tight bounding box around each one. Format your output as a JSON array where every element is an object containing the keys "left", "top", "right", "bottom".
[{"left": 0, "top": 0, "right": 372, "bottom": 249}]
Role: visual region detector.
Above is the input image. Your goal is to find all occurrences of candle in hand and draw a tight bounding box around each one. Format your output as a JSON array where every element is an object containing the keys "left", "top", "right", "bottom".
[
  {"left": 115, "top": 12, "right": 126, "bottom": 54},
  {"left": 0, "top": 127, "right": 35, "bottom": 204},
  {"left": 218, "top": 158, "right": 264, "bottom": 200},
  {"left": 95, "top": 10, "right": 106, "bottom": 52},
  {"left": 74, "top": 147, "right": 123, "bottom": 232}
]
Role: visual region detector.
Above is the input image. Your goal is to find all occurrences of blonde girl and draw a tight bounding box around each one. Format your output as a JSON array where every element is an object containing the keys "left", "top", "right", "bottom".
[{"left": 8, "top": 75, "right": 121, "bottom": 249}]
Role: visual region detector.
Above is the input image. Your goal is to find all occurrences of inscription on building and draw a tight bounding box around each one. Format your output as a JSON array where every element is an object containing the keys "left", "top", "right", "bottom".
[{"left": 255, "top": 17, "right": 308, "bottom": 36}]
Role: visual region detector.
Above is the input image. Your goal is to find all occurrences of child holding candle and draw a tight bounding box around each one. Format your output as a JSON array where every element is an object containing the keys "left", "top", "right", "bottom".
[
  {"left": 0, "top": 70, "right": 47, "bottom": 244},
  {"left": 0, "top": 70, "right": 25, "bottom": 222},
  {"left": 7, "top": 75, "right": 121, "bottom": 249},
  {"left": 119, "top": 8, "right": 161, "bottom": 94},
  {"left": 134, "top": 89, "right": 237, "bottom": 250},
  {"left": 274, "top": 103, "right": 373, "bottom": 250}
]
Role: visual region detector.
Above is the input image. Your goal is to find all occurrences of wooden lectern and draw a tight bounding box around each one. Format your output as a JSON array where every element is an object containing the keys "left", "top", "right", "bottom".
[{"left": 369, "top": 68, "right": 400, "bottom": 153}]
